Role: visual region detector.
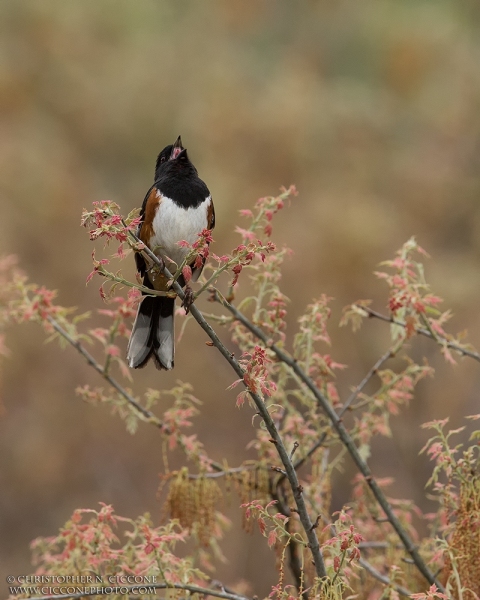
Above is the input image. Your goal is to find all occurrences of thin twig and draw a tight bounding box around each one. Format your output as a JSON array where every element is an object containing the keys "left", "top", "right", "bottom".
[
  {"left": 127, "top": 233, "right": 328, "bottom": 581},
  {"left": 327, "top": 521, "right": 413, "bottom": 597},
  {"left": 292, "top": 435, "right": 328, "bottom": 475},
  {"left": 46, "top": 316, "right": 163, "bottom": 427},
  {"left": 96, "top": 265, "right": 176, "bottom": 297},
  {"left": 358, "top": 305, "right": 480, "bottom": 363},
  {"left": 47, "top": 315, "right": 232, "bottom": 475},
  {"left": 358, "top": 557, "right": 413, "bottom": 597},
  {"left": 290, "top": 441, "right": 300, "bottom": 460},
  {"left": 186, "top": 465, "right": 257, "bottom": 479},
  {"left": 290, "top": 344, "right": 397, "bottom": 476},
  {"left": 358, "top": 541, "right": 388, "bottom": 549},
  {"left": 212, "top": 291, "right": 444, "bottom": 592},
  {"left": 340, "top": 345, "right": 398, "bottom": 414},
  {"left": 26, "top": 582, "right": 250, "bottom": 600}
]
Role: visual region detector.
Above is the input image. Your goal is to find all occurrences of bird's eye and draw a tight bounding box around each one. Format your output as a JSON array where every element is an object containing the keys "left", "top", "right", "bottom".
[{"left": 160, "top": 156, "right": 166, "bottom": 163}]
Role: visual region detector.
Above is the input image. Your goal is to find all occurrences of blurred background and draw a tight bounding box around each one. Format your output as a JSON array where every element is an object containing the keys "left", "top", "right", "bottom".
[{"left": 1, "top": 0, "right": 480, "bottom": 595}]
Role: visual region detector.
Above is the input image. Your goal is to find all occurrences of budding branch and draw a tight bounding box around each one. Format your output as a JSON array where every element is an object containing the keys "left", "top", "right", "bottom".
[
  {"left": 211, "top": 290, "right": 445, "bottom": 592},
  {"left": 127, "top": 228, "right": 329, "bottom": 581}
]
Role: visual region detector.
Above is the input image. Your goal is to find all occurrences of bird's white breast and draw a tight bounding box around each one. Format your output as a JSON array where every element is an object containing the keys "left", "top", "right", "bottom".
[{"left": 149, "top": 192, "right": 210, "bottom": 268}]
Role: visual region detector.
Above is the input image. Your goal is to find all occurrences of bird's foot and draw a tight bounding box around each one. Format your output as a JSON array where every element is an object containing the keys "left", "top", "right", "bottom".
[
  {"left": 181, "top": 285, "right": 195, "bottom": 314},
  {"left": 147, "top": 256, "right": 165, "bottom": 282},
  {"left": 150, "top": 255, "right": 165, "bottom": 272}
]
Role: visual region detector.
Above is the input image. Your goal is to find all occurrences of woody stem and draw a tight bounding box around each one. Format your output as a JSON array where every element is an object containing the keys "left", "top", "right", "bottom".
[{"left": 128, "top": 230, "right": 328, "bottom": 582}]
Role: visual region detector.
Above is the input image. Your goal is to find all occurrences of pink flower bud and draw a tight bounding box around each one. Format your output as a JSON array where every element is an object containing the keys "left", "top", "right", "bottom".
[{"left": 182, "top": 265, "right": 193, "bottom": 283}]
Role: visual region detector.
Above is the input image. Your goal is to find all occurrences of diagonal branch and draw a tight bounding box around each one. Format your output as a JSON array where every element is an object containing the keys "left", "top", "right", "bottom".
[
  {"left": 321, "top": 519, "right": 414, "bottom": 597},
  {"left": 340, "top": 344, "right": 400, "bottom": 415},
  {"left": 327, "top": 520, "right": 412, "bottom": 597},
  {"left": 26, "top": 582, "right": 251, "bottom": 600},
  {"left": 289, "top": 344, "right": 398, "bottom": 478},
  {"left": 127, "top": 232, "right": 328, "bottom": 581},
  {"left": 46, "top": 317, "right": 233, "bottom": 477},
  {"left": 358, "top": 305, "right": 480, "bottom": 363},
  {"left": 358, "top": 557, "right": 412, "bottom": 597},
  {"left": 46, "top": 316, "right": 163, "bottom": 427},
  {"left": 211, "top": 291, "right": 445, "bottom": 592}
]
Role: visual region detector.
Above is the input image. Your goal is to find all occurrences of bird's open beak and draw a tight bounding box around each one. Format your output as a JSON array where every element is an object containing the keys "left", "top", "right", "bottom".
[{"left": 170, "top": 135, "right": 183, "bottom": 160}]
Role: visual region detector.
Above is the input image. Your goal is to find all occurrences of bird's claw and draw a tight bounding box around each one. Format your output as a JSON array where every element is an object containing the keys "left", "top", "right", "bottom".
[
  {"left": 181, "top": 285, "right": 195, "bottom": 314},
  {"left": 147, "top": 256, "right": 165, "bottom": 283},
  {"left": 149, "top": 255, "right": 164, "bottom": 272}
]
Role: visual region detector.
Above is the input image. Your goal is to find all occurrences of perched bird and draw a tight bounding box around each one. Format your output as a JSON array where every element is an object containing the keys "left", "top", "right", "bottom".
[{"left": 127, "top": 136, "right": 215, "bottom": 370}]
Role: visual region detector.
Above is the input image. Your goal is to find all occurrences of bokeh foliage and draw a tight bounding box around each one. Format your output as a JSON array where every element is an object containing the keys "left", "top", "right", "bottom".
[{"left": 1, "top": 1, "right": 480, "bottom": 595}]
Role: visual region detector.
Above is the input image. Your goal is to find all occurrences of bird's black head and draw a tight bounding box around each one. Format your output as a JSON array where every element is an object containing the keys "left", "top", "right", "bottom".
[
  {"left": 152, "top": 135, "right": 209, "bottom": 209},
  {"left": 154, "top": 135, "right": 196, "bottom": 180}
]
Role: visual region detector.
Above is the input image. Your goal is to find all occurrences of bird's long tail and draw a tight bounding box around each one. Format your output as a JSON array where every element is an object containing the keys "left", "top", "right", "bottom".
[{"left": 127, "top": 296, "right": 175, "bottom": 370}]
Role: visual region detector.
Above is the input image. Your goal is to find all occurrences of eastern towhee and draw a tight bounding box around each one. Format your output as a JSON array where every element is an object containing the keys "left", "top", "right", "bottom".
[{"left": 127, "top": 136, "right": 215, "bottom": 370}]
